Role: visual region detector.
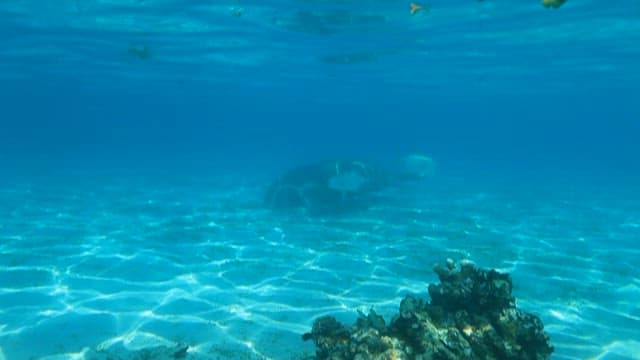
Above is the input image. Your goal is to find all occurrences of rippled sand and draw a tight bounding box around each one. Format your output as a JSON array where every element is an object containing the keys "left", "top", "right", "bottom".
[{"left": 0, "top": 176, "right": 638, "bottom": 359}]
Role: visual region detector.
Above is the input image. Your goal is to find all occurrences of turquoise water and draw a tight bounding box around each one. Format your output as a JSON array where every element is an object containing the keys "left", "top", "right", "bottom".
[
  {"left": 1, "top": 177, "right": 639, "bottom": 359},
  {"left": 1, "top": 0, "right": 640, "bottom": 359}
]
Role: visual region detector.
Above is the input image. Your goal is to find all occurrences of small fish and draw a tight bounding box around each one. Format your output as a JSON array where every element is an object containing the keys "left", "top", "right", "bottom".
[
  {"left": 541, "top": 0, "right": 566, "bottom": 8},
  {"left": 230, "top": 7, "right": 243, "bottom": 17},
  {"left": 410, "top": 2, "right": 425, "bottom": 15},
  {"left": 128, "top": 45, "right": 152, "bottom": 60}
]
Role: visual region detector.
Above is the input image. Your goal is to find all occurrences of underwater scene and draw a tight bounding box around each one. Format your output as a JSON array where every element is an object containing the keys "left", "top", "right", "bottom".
[{"left": 1, "top": 0, "right": 639, "bottom": 359}]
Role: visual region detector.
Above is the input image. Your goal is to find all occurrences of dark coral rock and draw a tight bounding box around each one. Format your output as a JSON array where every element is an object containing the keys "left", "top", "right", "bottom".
[
  {"left": 389, "top": 296, "right": 428, "bottom": 353},
  {"left": 304, "top": 312, "right": 409, "bottom": 359},
  {"left": 356, "top": 309, "right": 387, "bottom": 334},
  {"left": 429, "top": 259, "right": 514, "bottom": 314},
  {"left": 304, "top": 260, "right": 553, "bottom": 360},
  {"left": 86, "top": 343, "right": 190, "bottom": 360},
  {"left": 302, "top": 315, "right": 352, "bottom": 358}
]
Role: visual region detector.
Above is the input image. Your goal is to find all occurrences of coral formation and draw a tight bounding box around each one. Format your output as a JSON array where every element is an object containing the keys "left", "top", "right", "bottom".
[
  {"left": 303, "top": 259, "right": 553, "bottom": 359},
  {"left": 401, "top": 154, "right": 435, "bottom": 179},
  {"left": 87, "top": 343, "right": 189, "bottom": 359},
  {"left": 264, "top": 156, "right": 437, "bottom": 215},
  {"left": 264, "top": 159, "right": 387, "bottom": 215}
]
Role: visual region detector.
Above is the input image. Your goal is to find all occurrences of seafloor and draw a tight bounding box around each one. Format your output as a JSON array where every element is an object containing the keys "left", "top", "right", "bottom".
[{"left": 0, "top": 174, "right": 638, "bottom": 360}]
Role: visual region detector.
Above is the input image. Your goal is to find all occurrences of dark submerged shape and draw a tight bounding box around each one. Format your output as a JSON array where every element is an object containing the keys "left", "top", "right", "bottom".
[
  {"left": 264, "top": 159, "right": 390, "bottom": 215},
  {"left": 265, "top": 155, "right": 435, "bottom": 215},
  {"left": 303, "top": 259, "right": 553, "bottom": 359}
]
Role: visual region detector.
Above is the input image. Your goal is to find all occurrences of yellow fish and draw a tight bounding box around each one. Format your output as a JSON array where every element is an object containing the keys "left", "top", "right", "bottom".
[{"left": 410, "top": 2, "right": 426, "bottom": 15}]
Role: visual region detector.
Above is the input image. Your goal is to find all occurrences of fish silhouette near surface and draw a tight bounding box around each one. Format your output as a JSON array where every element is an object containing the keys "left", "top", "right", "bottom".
[
  {"left": 541, "top": 0, "right": 566, "bottom": 8},
  {"left": 410, "top": 2, "right": 427, "bottom": 15}
]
